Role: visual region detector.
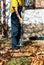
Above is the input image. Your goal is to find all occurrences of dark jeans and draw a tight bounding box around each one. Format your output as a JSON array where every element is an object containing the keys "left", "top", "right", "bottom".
[{"left": 11, "top": 12, "right": 21, "bottom": 50}]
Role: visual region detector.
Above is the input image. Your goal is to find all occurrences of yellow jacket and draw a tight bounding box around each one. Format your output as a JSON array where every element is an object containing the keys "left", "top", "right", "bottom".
[{"left": 10, "top": 0, "right": 24, "bottom": 14}]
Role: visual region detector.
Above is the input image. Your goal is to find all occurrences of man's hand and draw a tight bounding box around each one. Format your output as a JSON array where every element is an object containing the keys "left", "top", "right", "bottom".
[
  {"left": 22, "top": 7, "right": 25, "bottom": 12},
  {"left": 19, "top": 18, "right": 23, "bottom": 24}
]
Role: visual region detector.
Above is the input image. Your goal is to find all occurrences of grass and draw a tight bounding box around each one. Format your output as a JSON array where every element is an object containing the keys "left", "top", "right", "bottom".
[{"left": 7, "top": 57, "right": 31, "bottom": 65}]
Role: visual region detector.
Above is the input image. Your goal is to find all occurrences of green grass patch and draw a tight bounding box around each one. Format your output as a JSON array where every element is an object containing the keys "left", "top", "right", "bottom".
[{"left": 7, "top": 57, "right": 31, "bottom": 65}]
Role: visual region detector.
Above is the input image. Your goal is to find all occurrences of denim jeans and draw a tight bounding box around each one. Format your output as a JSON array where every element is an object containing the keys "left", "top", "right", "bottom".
[{"left": 11, "top": 12, "right": 22, "bottom": 50}]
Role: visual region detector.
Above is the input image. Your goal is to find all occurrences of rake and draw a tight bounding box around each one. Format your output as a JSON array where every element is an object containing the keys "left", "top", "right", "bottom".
[{"left": 17, "top": 23, "right": 24, "bottom": 48}]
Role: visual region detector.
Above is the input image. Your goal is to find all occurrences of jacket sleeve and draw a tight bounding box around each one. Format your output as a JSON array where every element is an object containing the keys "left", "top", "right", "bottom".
[
  {"left": 21, "top": 0, "right": 24, "bottom": 7},
  {"left": 11, "top": 0, "right": 18, "bottom": 7}
]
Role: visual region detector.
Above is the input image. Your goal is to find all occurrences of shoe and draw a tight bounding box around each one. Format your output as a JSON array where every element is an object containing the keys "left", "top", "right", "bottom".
[{"left": 12, "top": 49, "right": 20, "bottom": 53}]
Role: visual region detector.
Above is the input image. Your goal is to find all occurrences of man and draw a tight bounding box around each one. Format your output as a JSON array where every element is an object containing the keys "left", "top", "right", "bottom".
[{"left": 10, "top": 0, "right": 25, "bottom": 50}]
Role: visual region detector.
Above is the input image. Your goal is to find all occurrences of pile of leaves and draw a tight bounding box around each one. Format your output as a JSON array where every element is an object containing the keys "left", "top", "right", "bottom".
[{"left": 0, "top": 40, "right": 44, "bottom": 65}]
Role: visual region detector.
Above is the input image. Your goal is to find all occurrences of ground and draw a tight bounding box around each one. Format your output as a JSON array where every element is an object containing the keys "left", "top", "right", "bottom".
[{"left": 0, "top": 38, "right": 44, "bottom": 65}]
